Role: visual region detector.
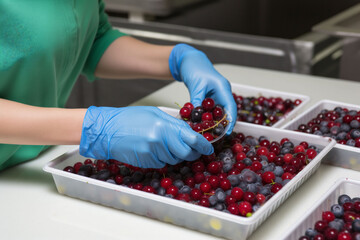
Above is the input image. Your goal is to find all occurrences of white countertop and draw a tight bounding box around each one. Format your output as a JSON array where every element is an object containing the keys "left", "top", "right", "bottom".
[{"left": 2, "top": 64, "right": 360, "bottom": 240}]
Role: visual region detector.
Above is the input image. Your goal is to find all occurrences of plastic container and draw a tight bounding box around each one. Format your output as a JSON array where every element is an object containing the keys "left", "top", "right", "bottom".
[
  {"left": 282, "top": 99, "right": 360, "bottom": 171},
  {"left": 282, "top": 178, "right": 360, "bottom": 240},
  {"left": 43, "top": 108, "right": 335, "bottom": 240},
  {"left": 231, "top": 83, "right": 310, "bottom": 128}
]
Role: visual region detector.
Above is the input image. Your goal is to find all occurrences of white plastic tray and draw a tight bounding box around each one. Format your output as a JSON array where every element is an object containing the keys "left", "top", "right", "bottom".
[
  {"left": 43, "top": 107, "right": 335, "bottom": 240},
  {"left": 282, "top": 99, "right": 360, "bottom": 171},
  {"left": 231, "top": 83, "right": 310, "bottom": 128},
  {"left": 282, "top": 178, "right": 360, "bottom": 240}
]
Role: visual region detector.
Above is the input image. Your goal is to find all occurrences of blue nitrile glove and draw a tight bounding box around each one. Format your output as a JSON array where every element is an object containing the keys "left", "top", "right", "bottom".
[
  {"left": 79, "top": 106, "right": 213, "bottom": 168},
  {"left": 168, "top": 43, "right": 237, "bottom": 135}
]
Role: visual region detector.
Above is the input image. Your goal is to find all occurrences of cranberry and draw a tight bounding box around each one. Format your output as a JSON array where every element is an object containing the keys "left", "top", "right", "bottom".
[
  {"left": 160, "top": 178, "right": 173, "bottom": 189},
  {"left": 322, "top": 211, "right": 335, "bottom": 222},
  {"left": 228, "top": 203, "right": 239, "bottom": 215},
  {"left": 231, "top": 187, "right": 244, "bottom": 201},
  {"left": 238, "top": 201, "right": 252, "bottom": 216}
]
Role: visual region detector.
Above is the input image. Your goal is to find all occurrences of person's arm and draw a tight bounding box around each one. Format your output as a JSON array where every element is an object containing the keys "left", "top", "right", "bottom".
[
  {"left": 0, "top": 98, "right": 86, "bottom": 145},
  {"left": 94, "top": 36, "right": 174, "bottom": 80}
]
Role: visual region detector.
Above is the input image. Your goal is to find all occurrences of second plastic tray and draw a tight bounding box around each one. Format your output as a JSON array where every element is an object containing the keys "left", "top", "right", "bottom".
[{"left": 282, "top": 99, "right": 360, "bottom": 171}]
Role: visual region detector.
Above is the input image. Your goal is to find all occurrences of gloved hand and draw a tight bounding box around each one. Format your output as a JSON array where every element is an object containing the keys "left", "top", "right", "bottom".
[
  {"left": 79, "top": 106, "right": 213, "bottom": 168},
  {"left": 168, "top": 44, "right": 237, "bottom": 135}
]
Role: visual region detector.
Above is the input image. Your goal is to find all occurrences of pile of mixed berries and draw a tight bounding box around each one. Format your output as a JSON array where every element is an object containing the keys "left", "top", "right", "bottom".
[
  {"left": 295, "top": 107, "right": 360, "bottom": 148},
  {"left": 298, "top": 194, "right": 360, "bottom": 240},
  {"left": 64, "top": 132, "right": 321, "bottom": 218},
  {"left": 233, "top": 93, "right": 302, "bottom": 126},
  {"left": 179, "top": 98, "right": 229, "bottom": 142}
]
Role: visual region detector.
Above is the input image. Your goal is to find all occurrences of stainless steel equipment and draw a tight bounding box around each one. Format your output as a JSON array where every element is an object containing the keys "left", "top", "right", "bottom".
[{"left": 66, "top": 18, "right": 342, "bottom": 108}]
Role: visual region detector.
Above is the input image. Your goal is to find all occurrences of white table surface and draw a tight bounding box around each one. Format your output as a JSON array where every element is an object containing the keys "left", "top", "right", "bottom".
[{"left": 2, "top": 64, "right": 360, "bottom": 240}]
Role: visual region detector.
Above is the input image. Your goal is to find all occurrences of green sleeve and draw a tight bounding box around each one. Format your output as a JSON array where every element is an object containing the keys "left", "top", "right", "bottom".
[{"left": 82, "top": 0, "right": 127, "bottom": 81}]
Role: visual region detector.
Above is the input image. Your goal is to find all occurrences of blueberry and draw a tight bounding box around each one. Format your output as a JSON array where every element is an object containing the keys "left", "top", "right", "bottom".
[
  {"left": 173, "top": 179, "right": 184, "bottom": 189},
  {"left": 330, "top": 126, "right": 340, "bottom": 135},
  {"left": 243, "top": 158, "right": 252, "bottom": 166},
  {"left": 353, "top": 197, "right": 360, "bottom": 202},
  {"left": 305, "top": 228, "right": 318, "bottom": 238},
  {"left": 282, "top": 141, "right": 294, "bottom": 149},
  {"left": 334, "top": 107, "right": 343, "bottom": 113},
  {"left": 247, "top": 183, "right": 261, "bottom": 193},
  {"left": 179, "top": 185, "right": 191, "bottom": 194},
  {"left": 122, "top": 176, "right": 132, "bottom": 185},
  {"left": 282, "top": 179, "right": 291, "bottom": 185},
  {"left": 106, "top": 179, "right": 115, "bottom": 184},
  {"left": 353, "top": 219, "right": 360, "bottom": 232},
  {"left": 244, "top": 137, "right": 258, "bottom": 146},
  {"left": 246, "top": 115, "right": 255, "bottom": 123},
  {"left": 340, "top": 123, "right": 351, "bottom": 132},
  {"left": 150, "top": 179, "right": 160, "bottom": 189},
  {"left": 227, "top": 174, "right": 239, "bottom": 186},
  {"left": 223, "top": 163, "right": 233, "bottom": 173},
  {"left": 313, "top": 130, "right": 323, "bottom": 136},
  {"left": 252, "top": 203, "right": 261, "bottom": 212},
  {"left": 350, "top": 120, "right": 360, "bottom": 129},
  {"left": 214, "top": 203, "right": 226, "bottom": 211},
  {"left": 208, "top": 195, "right": 218, "bottom": 206},
  {"left": 119, "top": 165, "right": 131, "bottom": 176},
  {"left": 238, "top": 181, "right": 248, "bottom": 192},
  {"left": 131, "top": 171, "right": 144, "bottom": 182},
  {"left": 275, "top": 176, "right": 283, "bottom": 184},
  {"left": 151, "top": 171, "right": 161, "bottom": 179},
  {"left": 351, "top": 129, "right": 360, "bottom": 139},
  {"left": 336, "top": 132, "right": 347, "bottom": 140},
  {"left": 338, "top": 194, "right": 352, "bottom": 205},
  {"left": 154, "top": 184, "right": 164, "bottom": 194},
  {"left": 330, "top": 204, "right": 344, "bottom": 218},
  {"left": 191, "top": 109, "right": 203, "bottom": 122},
  {"left": 349, "top": 110, "right": 358, "bottom": 116},
  {"left": 179, "top": 166, "right": 191, "bottom": 175},
  {"left": 258, "top": 185, "right": 271, "bottom": 196},
  {"left": 213, "top": 124, "right": 225, "bottom": 136},
  {"left": 320, "top": 121, "right": 329, "bottom": 127},
  {"left": 261, "top": 160, "right": 269, "bottom": 169},
  {"left": 260, "top": 155, "right": 268, "bottom": 162},
  {"left": 96, "top": 169, "right": 111, "bottom": 180},
  {"left": 218, "top": 148, "right": 233, "bottom": 158},
  {"left": 346, "top": 139, "right": 356, "bottom": 147},
  {"left": 165, "top": 194, "right": 174, "bottom": 198},
  {"left": 259, "top": 136, "right": 268, "bottom": 142},
  {"left": 215, "top": 190, "right": 226, "bottom": 202},
  {"left": 328, "top": 220, "right": 343, "bottom": 231},
  {"left": 77, "top": 164, "right": 93, "bottom": 177},
  {"left": 320, "top": 126, "right": 329, "bottom": 134},
  {"left": 274, "top": 166, "right": 284, "bottom": 177},
  {"left": 280, "top": 147, "right": 291, "bottom": 155},
  {"left": 221, "top": 155, "right": 234, "bottom": 165}
]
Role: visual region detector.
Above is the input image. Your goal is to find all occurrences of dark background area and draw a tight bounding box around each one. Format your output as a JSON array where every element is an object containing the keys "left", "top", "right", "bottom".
[{"left": 108, "top": 0, "right": 359, "bottom": 39}]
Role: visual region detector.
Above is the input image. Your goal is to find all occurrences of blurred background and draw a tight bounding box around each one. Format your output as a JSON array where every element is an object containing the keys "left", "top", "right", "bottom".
[{"left": 66, "top": 0, "right": 360, "bottom": 108}]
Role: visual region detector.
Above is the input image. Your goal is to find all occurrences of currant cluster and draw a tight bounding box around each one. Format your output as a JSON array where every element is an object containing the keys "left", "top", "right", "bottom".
[
  {"left": 295, "top": 107, "right": 360, "bottom": 148},
  {"left": 179, "top": 98, "right": 228, "bottom": 142},
  {"left": 298, "top": 194, "right": 360, "bottom": 240},
  {"left": 64, "top": 132, "right": 321, "bottom": 218},
  {"left": 233, "top": 93, "right": 302, "bottom": 126}
]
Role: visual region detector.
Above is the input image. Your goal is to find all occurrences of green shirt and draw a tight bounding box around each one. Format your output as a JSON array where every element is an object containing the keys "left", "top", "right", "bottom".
[{"left": 0, "top": 0, "right": 126, "bottom": 170}]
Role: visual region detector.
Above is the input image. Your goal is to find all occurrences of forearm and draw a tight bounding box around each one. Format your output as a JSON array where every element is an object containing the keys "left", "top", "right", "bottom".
[
  {"left": 0, "top": 99, "right": 86, "bottom": 145},
  {"left": 95, "top": 36, "right": 174, "bottom": 80}
]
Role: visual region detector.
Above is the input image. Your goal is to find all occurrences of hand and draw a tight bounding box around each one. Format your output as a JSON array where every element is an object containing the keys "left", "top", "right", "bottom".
[
  {"left": 79, "top": 106, "right": 213, "bottom": 168},
  {"left": 168, "top": 44, "right": 237, "bottom": 135}
]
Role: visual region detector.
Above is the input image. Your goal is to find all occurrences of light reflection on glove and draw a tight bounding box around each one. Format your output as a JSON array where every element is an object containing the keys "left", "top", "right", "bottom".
[
  {"left": 79, "top": 106, "right": 213, "bottom": 168},
  {"left": 169, "top": 43, "right": 237, "bottom": 135}
]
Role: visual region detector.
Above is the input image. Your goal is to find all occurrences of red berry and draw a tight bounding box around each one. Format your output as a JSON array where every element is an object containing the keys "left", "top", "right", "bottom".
[
  {"left": 207, "top": 161, "right": 221, "bottom": 174},
  {"left": 235, "top": 152, "right": 246, "bottom": 162},
  {"left": 322, "top": 211, "right": 335, "bottom": 222},
  {"left": 200, "top": 182, "right": 212, "bottom": 193},
  {"left": 166, "top": 185, "right": 178, "bottom": 196},
  {"left": 243, "top": 192, "right": 256, "bottom": 204},
  {"left": 271, "top": 183, "right": 283, "bottom": 193},
  {"left": 256, "top": 146, "right": 269, "bottom": 156},
  {"left": 190, "top": 188, "right": 202, "bottom": 200},
  {"left": 202, "top": 98, "right": 215, "bottom": 112},
  {"left": 227, "top": 203, "right": 239, "bottom": 215},
  {"left": 232, "top": 143, "right": 244, "bottom": 154},
  {"left": 238, "top": 201, "right": 252, "bottom": 216},
  {"left": 208, "top": 175, "right": 220, "bottom": 189},
  {"left": 199, "top": 197, "right": 210, "bottom": 207},
  {"left": 231, "top": 187, "right": 244, "bottom": 201},
  {"left": 203, "top": 132, "right": 214, "bottom": 141},
  {"left": 256, "top": 194, "right": 266, "bottom": 204},
  {"left": 73, "top": 162, "right": 83, "bottom": 173},
  {"left": 63, "top": 166, "right": 75, "bottom": 173},
  {"left": 180, "top": 107, "right": 191, "bottom": 119},
  {"left": 160, "top": 178, "right": 173, "bottom": 189},
  {"left": 315, "top": 220, "right": 328, "bottom": 232},
  {"left": 201, "top": 112, "right": 213, "bottom": 122},
  {"left": 220, "top": 179, "right": 231, "bottom": 191},
  {"left": 212, "top": 107, "right": 224, "bottom": 120},
  {"left": 191, "top": 161, "right": 205, "bottom": 173},
  {"left": 306, "top": 149, "right": 317, "bottom": 160},
  {"left": 262, "top": 171, "right": 275, "bottom": 184}
]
